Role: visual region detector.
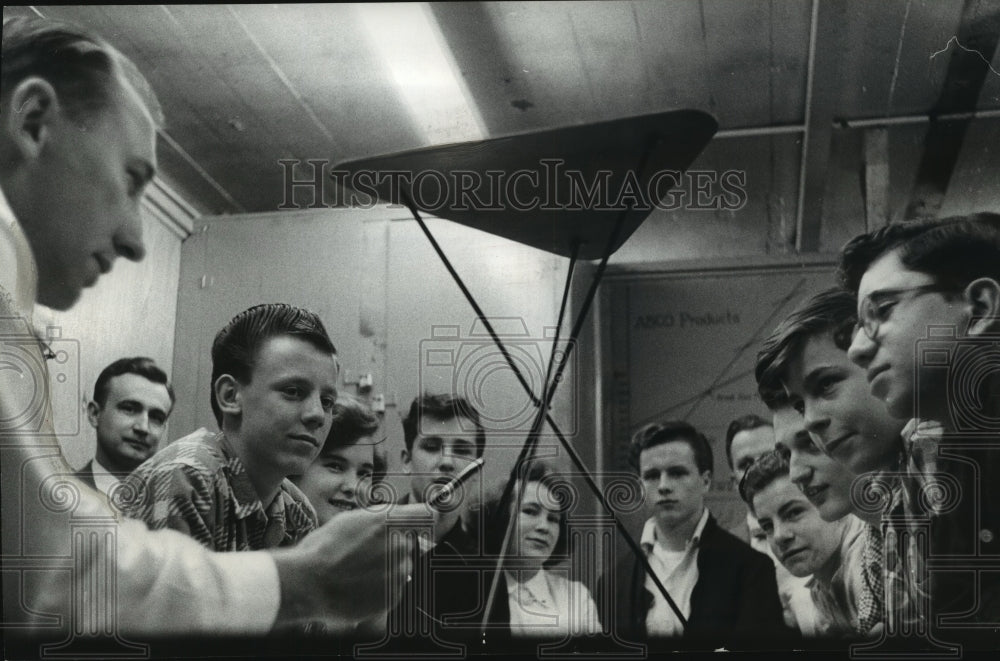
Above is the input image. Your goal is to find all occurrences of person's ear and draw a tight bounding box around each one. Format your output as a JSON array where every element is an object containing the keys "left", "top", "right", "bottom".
[
  {"left": 4, "top": 77, "right": 61, "bottom": 161},
  {"left": 213, "top": 375, "right": 242, "bottom": 418},
  {"left": 400, "top": 448, "right": 411, "bottom": 473},
  {"left": 964, "top": 278, "right": 1000, "bottom": 336},
  {"left": 700, "top": 470, "right": 712, "bottom": 491},
  {"left": 86, "top": 401, "right": 101, "bottom": 429}
]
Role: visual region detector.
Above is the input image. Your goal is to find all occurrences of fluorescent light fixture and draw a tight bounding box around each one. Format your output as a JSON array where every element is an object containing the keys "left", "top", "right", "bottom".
[{"left": 356, "top": 3, "right": 486, "bottom": 144}]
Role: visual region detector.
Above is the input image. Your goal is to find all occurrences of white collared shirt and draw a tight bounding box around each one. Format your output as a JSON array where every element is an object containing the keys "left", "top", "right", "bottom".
[
  {"left": 504, "top": 568, "right": 602, "bottom": 637},
  {"left": 641, "top": 507, "right": 709, "bottom": 637},
  {"left": 90, "top": 458, "right": 125, "bottom": 498},
  {"left": 0, "top": 185, "right": 38, "bottom": 321}
]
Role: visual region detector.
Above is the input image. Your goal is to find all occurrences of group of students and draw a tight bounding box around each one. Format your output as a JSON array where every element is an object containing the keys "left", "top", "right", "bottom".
[
  {"left": 3, "top": 13, "right": 1000, "bottom": 656},
  {"left": 727, "top": 215, "right": 1000, "bottom": 650},
  {"left": 55, "top": 304, "right": 608, "bottom": 647}
]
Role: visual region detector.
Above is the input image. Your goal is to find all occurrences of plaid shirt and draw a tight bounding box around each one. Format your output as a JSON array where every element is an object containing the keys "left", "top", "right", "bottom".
[
  {"left": 856, "top": 522, "right": 885, "bottom": 636},
  {"left": 877, "top": 420, "right": 943, "bottom": 636},
  {"left": 808, "top": 515, "right": 882, "bottom": 637},
  {"left": 120, "top": 430, "right": 317, "bottom": 551}
]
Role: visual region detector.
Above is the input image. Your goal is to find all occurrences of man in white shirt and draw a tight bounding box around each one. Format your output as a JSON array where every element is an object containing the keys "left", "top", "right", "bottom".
[
  {"left": 598, "top": 420, "right": 787, "bottom": 649},
  {"left": 75, "top": 357, "right": 174, "bottom": 497},
  {"left": 1, "top": 15, "right": 425, "bottom": 647}
]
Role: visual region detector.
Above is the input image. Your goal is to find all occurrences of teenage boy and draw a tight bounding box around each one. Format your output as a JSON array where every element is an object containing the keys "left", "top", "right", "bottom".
[
  {"left": 400, "top": 392, "right": 485, "bottom": 508},
  {"left": 755, "top": 289, "right": 896, "bottom": 637},
  {"left": 757, "top": 288, "right": 905, "bottom": 476},
  {"left": 725, "top": 414, "right": 818, "bottom": 634},
  {"left": 122, "top": 303, "right": 337, "bottom": 551},
  {"left": 839, "top": 214, "right": 1000, "bottom": 636},
  {"left": 600, "top": 420, "right": 786, "bottom": 649},
  {"left": 381, "top": 393, "right": 492, "bottom": 650}
]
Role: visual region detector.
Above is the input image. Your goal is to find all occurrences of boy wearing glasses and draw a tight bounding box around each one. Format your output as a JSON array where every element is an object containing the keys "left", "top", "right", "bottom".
[{"left": 838, "top": 213, "right": 1000, "bottom": 640}]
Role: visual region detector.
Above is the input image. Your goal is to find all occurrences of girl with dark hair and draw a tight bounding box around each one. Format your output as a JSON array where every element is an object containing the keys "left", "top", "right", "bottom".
[
  {"left": 485, "top": 462, "right": 602, "bottom": 639},
  {"left": 293, "top": 394, "right": 380, "bottom": 524}
]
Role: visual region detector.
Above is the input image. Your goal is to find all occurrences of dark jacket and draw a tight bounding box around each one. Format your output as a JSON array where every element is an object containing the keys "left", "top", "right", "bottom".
[
  {"left": 375, "top": 494, "right": 512, "bottom": 654},
  {"left": 925, "top": 432, "right": 1000, "bottom": 643},
  {"left": 596, "top": 514, "right": 790, "bottom": 650}
]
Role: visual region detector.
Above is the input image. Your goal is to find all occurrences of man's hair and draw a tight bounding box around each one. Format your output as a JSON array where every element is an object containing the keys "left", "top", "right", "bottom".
[
  {"left": 755, "top": 287, "right": 857, "bottom": 405},
  {"left": 93, "top": 357, "right": 174, "bottom": 409},
  {"left": 628, "top": 420, "right": 714, "bottom": 475},
  {"left": 210, "top": 303, "right": 336, "bottom": 425},
  {"left": 724, "top": 413, "right": 772, "bottom": 470},
  {"left": 484, "top": 461, "right": 569, "bottom": 568},
  {"left": 738, "top": 449, "right": 790, "bottom": 516},
  {"left": 320, "top": 395, "right": 380, "bottom": 457},
  {"left": 838, "top": 212, "right": 1000, "bottom": 293},
  {"left": 1, "top": 16, "right": 163, "bottom": 127},
  {"left": 401, "top": 393, "right": 486, "bottom": 456}
]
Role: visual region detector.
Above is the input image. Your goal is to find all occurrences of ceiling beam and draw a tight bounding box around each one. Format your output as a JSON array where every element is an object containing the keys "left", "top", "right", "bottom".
[
  {"left": 795, "top": 0, "right": 848, "bottom": 253},
  {"left": 864, "top": 128, "right": 890, "bottom": 231},
  {"left": 905, "top": 0, "right": 1000, "bottom": 220}
]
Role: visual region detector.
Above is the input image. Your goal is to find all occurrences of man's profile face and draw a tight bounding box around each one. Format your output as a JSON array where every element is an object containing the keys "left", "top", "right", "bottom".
[
  {"left": 401, "top": 415, "right": 477, "bottom": 503},
  {"left": 25, "top": 78, "right": 155, "bottom": 310},
  {"left": 752, "top": 474, "right": 843, "bottom": 578},
  {"left": 88, "top": 373, "right": 172, "bottom": 472},
  {"left": 847, "top": 249, "right": 966, "bottom": 420},
  {"left": 730, "top": 425, "right": 774, "bottom": 476},
  {"left": 784, "top": 332, "right": 905, "bottom": 475},
  {"left": 639, "top": 440, "right": 710, "bottom": 531}
]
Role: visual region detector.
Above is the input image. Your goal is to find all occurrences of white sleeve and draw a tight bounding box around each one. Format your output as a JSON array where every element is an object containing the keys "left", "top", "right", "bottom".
[
  {"left": 3, "top": 461, "right": 281, "bottom": 637},
  {"left": 1, "top": 305, "right": 279, "bottom": 636},
  {"left": 114, "top": 518, "right": 280, "bottom": 634}
]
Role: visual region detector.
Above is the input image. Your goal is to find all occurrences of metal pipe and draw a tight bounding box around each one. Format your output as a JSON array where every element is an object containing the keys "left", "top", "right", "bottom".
[
  {"left": 794, "top": 0, "right": 821, "bottom": 252},
  {"left": 713, "top": 108, "right": 1000, "bottom": 140}
]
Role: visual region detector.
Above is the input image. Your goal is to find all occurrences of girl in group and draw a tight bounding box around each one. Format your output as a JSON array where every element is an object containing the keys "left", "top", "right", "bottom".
[
  {"left": 293, "top": 394, "right": 379, "bottom": 524},
  {"left": 484, "top": 461, "right": 602, "bottom": 640}
]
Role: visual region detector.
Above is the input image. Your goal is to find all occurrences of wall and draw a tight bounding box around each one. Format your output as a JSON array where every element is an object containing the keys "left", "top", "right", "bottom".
[{"left": 43, "top": 182, "right": 193, "bottom": 470}]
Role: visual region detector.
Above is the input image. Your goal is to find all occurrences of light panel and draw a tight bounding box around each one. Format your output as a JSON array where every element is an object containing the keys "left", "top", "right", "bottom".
[{"left": 356, "top": 3, "right": 486, "bottom": 145}]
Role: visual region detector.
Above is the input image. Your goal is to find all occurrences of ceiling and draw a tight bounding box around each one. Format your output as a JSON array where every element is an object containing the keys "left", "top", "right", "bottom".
[{"left": 5, "top": 2, "right": 1000, "bottom": 256}]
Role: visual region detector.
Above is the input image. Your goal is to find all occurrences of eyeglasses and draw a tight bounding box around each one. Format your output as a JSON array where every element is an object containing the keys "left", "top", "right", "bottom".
[{"left": 855, "top": 283, "right": 954, "bottom": 340}]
